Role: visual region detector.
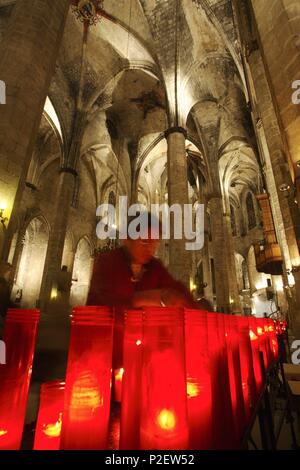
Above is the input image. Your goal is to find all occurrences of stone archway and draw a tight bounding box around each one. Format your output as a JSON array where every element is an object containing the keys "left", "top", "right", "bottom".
[
  {"left": 12, "top": 217, "right": 49, "bottom": 308},
  {"left": 70, "top": 237, "right": 93, "bottom": 307}
]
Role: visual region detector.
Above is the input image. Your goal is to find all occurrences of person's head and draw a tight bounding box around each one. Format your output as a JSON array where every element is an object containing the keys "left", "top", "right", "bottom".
[{"left": 122, "top": 211, "right": 161, "bottom": 264}]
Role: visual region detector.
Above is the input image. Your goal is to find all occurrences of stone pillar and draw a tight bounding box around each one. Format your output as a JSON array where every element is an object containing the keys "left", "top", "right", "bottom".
[
  {"left": 209, "top": 197, "right": 230, "bottom": 312},
  {"left": 223, "top": 212, "right": 242, "bottom": 314},
  {"left": 234, "top": 0, "right": 300, "bottom": 330},
  {"left": 165, "top": 127, "right": 191, "bottom": 287},
  {"left": 39, "top": 169, "right": 76, "bottom": 313},
  {"left": 202, "top": 229, "right": 214, "bottom": 305},
  {"left": 0, "top": 0, "right": 70, "bottom": 261},
  {"left": 250, "top": 0, "right": 300, "bottom": 173}
]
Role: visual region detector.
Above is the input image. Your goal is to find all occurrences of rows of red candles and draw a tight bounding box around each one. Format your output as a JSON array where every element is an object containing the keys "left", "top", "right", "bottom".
[{"left": 0, "top": 307, "right": 284, "bottom": 450}]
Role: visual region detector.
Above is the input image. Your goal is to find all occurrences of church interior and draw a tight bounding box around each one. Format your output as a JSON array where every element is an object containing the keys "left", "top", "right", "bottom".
[{"left": 0, "top": 0, "right": 300, "bottom": 452}]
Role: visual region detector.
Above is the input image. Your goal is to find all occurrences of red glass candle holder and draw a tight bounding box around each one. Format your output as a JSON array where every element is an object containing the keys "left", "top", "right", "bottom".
[
  {"left": 207, "top": 313, "right": 235, "bottom": 449},
  {"left": 184, "top": 309, "right": 212, "bottom": 449},
  {"left": 60, "top": 306, "right": 114, "bottom": 450},
  {"left": 140, "top": 307, "right": 189, "bottom": 450},
  {"left": 224, "top": 315, "right": 246, "bottom": 446},
  {"left": 248, "top": 317, "right": 264, "bottom": 396},
  {"left": 0, "top": 309, "right": 40, "bottom": 450},
  {"left": 267, "top": 319, "right": 278, "bottom": 362},
  {"left": 113, "top": 368, "right": 124, "bottom": 403},
  {"left": 256, "top": 319, "right": 269, "bottom": 371},
  {"left": 237, "top": 316, "right": 256, "bottom": 422},
  {"left": 33, "top": 381, "right": 65, "bottom": 450},
  {"left": 119, "top": 310, "right": 143, "bottom": 450}
]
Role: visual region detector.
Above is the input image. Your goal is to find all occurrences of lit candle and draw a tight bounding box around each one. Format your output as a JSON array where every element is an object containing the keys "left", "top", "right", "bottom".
[
  {"left": 140, "top": 308, "right": 189, "bottom": 450},
  {"left": 33, "top": 381, "right": 65, "bottom": 450},
  {"left": 0, "top": 309, "right": 40, "bottom": 450},
  {"left": 184, "top": 309, "right": 212, "bottom": 450},
  {"left": 60, "top": 306, "right": 114, "bottom": 450},
  {"left": 237, "top": 316, "right": 256, "bottom": 421},
  {"left": 113, "top": 368, "right": 124, "bottom": 403},
  {"left": 224, "top": 315, "right": 246, "bottom": 447},
  {"left": 120, "top": 310, "right": 143, "bottom": 450}
]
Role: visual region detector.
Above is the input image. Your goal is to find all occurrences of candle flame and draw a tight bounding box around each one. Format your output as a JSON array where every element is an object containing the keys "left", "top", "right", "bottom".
[
  {"left": 0, "top": 429, "right": 8, "bottom": 437},
  {"left": 136, "top": 339, "right": 142, "bottom": 346},
  {"left": 42, "top": 413, "right": 62, "bottom": 438},
  {"left": 249, "top": 329, "right": 258, "bottom": 341},
  {"left": 157, "top": 409, "right": 176, "bottom": 431},
  {"left": 115, "top": 368, "right": 124, "bottom": 381},
  {"left": 187, "top": 380, "right": 201, "bottom": 398}
]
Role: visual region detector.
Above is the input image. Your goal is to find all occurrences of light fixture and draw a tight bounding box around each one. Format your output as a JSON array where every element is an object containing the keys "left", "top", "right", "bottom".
[
  {"left": 0, "top": 201, "right": 8, "bottom": 227},
  {"left": 71, "top": 0, "right": 104, "bottom": 26},
  {"left": 279, "top": 183, "right": 290, "bottom": 192}
]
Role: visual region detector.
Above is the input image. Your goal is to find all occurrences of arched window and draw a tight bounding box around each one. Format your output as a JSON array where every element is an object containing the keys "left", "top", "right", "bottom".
[
  {"left": 246, "top": 192, "right": 256, "bottom": 230},
  {"left": 242, "top": 260, "right": 250, "bottom": 290},
  {"left": 230, "top": 205, "right": 237, "bottom": 236}
]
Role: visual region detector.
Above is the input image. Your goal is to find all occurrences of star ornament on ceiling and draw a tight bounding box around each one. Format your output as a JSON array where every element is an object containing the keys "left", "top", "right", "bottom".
[{"left": 71, "top": 0, "right": 105, "bottom": 26}]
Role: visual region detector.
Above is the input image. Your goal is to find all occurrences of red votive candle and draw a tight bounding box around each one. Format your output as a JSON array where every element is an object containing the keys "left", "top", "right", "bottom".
[
  {"left": 267, "top": 319, "right": 278, "bottom": 363},
  {"left": 113, "top": 368, "right": 124, "bottom": 403},
  {"left": 140, "top": 307, "right": 189, "bottom": 450},
  {"left": 120, "top": 310, "right": 143, "bottom": 450},
  {"left": 184, "top": 309, "right": 212, "bottom": 449},
  {"left": 237, "top": 316, "right": 256, "bottom": 421},
  {"left": 33, "top": 381, "right": 65, "bottom": 450},
  {"left": 248, "top": 317, "right": 264, "bottom": 396},
  {"left": 209, "top": 313, "right": 235, "bottom": 449},
  {"left": 60, "top": 306, "right": 114, "bottom": 450},
  {"left": 224, "top": 315, "right": 246, "bottom": 446},
  {"left": 256, "top": 319, "right": 269, "bottom": 371},
  {"left": 0, "top": 309, "right": 40, "bottom": 450}
]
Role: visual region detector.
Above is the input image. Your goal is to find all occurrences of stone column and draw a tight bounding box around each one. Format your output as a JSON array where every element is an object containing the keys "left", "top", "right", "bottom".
[
  {"left": 250, "top": 0, "right": 300, "bottom": 172},
  {"left": 209, "top": 196, "right": 230, "bottom": 312},
  {"left": 234, "top": 0, "right": 300, "bottom": 330},
  {"left": 202, "top": 224, "right": 214, "bottom": 305},
  {"left": 39, "top": 169, "right": 76, "bottom": 313},
  {"left": 223, "top": 212, "right": 242, "bottom": 314},
  {"left": 0, "top": 0, "right": 70, "bottom": 261},
  {"left": 165, "top": 127, "right": 191, "bottom": 287}
]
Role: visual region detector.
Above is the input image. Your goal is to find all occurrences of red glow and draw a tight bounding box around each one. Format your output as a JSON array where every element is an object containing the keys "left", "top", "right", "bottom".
[
  {"left": 113, "top": 367, "right": 124, "bottom": 403},
  {"left": 60, "top": 307, "right": 114, "bottom": 450},
  {"left": 120, "top": 310, "right": 143, "bottom": 450},
  {"left": 140, "top": 308, "right": 189, "bottom": 450},
  {"left": 249, "top": 329, "right": 258, "bottom": 341},
  {"left": 34, "top": 381, "right": 65, "bottom": 450},
  {"left": 237, "top": 317, "right": 256, "bottom": 421},
  {"left": 43, "top": 414, "right": 62, "bottom": 438},
  {"left": 157, "top": 409, "right": 176, "bottom": 431},
  {"left": 186, "top": 379, "right": 201, "bottom": 398},
  {"left": 224, "top": 316, "right": 246, "bottom": 447},
  {"left": 248, "top": 318, "right": 263, "bottom": 396},
  {"left": 0, "top": 309, "right": 40, "bottom": 450},
  {"left": 184, "top": 309, "right": 212, "bottom": 450}
]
